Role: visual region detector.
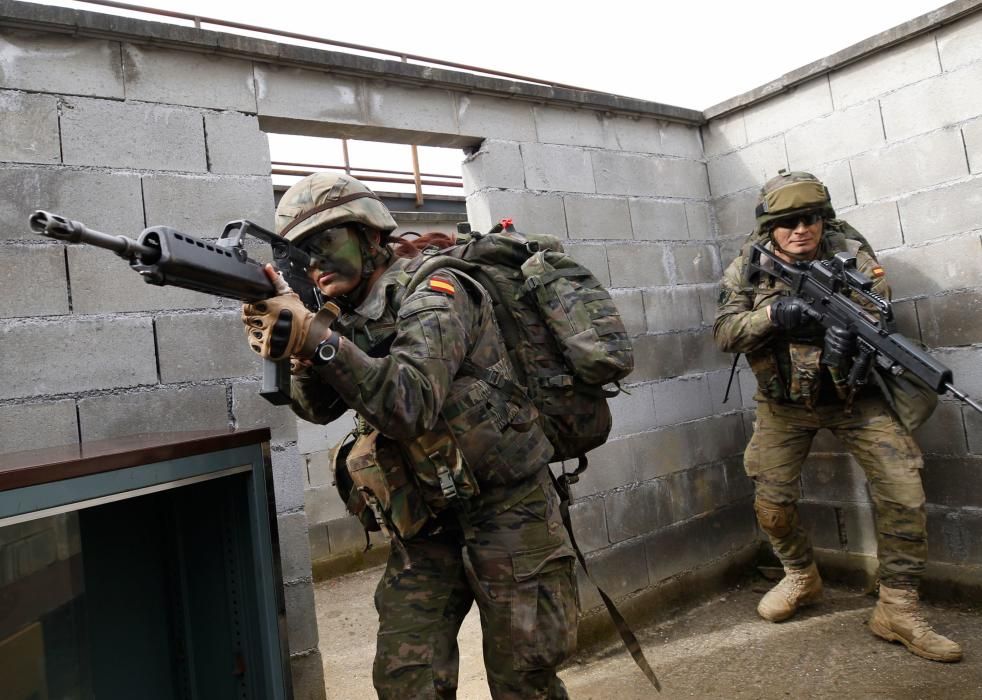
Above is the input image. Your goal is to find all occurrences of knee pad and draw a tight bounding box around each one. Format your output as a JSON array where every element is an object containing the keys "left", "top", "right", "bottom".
[{"left": 754, "top": 498, "right": 796, "bottom": 539}]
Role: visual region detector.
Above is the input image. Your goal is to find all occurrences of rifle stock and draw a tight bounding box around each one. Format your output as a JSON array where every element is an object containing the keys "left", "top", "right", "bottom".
[{"left": 29, "top": 210, "right": 325, "bottom": 406}]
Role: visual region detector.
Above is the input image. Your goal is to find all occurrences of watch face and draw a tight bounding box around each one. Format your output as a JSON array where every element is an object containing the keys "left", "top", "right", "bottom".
[{"left": 316, "top": 341, "right": 337, "bottom": 363}]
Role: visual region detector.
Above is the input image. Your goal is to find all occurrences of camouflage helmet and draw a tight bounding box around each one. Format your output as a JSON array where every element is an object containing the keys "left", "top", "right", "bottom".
[
  {"left": 754, "top": 169, "right": 835, "bottom": 232},
  {"left": 275, "top": 172, "right": 397, "bottom": 246}
]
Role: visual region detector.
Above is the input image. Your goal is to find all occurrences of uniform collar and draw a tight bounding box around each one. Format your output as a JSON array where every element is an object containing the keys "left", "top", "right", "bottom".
[{"left": 352, "top": 255, "right": 412, "bottom": 321}]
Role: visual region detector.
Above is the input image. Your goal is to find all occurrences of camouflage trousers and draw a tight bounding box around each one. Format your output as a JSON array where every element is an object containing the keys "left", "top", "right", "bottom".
[
  {"left": 372, "top": 479, "right": 578, "bottom": 700},
  {"left": 745, "top": 397, "right": 926, "bottom": 589}
]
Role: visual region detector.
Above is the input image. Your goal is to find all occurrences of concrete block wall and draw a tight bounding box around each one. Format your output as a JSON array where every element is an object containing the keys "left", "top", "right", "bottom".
[
  {"left": 704, "top": 4, "right": 982, "bottom": 581},
  {"left": 0, "top": 10, "right": 329, "bottom": 697}
]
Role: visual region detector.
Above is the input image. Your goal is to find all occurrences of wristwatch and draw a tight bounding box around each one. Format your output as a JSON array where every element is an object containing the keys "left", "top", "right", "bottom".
[{"left": 311, "top": 333, "right": 341, "bottom": 366}]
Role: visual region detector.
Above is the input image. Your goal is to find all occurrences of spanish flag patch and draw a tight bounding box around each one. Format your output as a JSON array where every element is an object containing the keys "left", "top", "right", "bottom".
[
  {"left": 871, "top": 266, "right": 885, "bottom": 278},
  {"left": 428, "top": 277, "right": 456, "bottom": 295}
]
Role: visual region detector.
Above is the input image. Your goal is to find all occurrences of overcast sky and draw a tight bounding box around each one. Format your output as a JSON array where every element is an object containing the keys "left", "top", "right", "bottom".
[{"left": 40, "top": 0, "right": 951, "bottom": 189}]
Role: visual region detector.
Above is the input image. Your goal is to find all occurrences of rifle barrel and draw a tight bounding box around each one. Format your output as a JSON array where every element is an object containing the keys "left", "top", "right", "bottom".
[
  {"left": 30, "top": 210, "right": 159, "bottom": 262},
  {"left": 944, "top": 383, "right": 982, "bottom": 414}
]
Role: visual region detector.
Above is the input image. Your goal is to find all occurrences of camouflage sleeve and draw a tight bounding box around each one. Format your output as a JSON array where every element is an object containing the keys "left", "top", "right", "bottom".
[
  {"left": 713, "top": 256, "right": 774, "bottom": 353},
  {"left": 311, "top": 271, "right": 479, "bottom": 440},
  {"left": 289, "top": 371, "right": 348, "bottom": 425},
  {"left": 856, "top": 249, "right": 892, "bottom": 302}
]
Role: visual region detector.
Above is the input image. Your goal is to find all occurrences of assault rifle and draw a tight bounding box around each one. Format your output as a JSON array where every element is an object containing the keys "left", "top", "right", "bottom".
[
  {"left": 29, "top": 210, "right": 322, "bottom": 406},
  {"left": 741, "top": 243, "right": 981, "bottom": 413}
]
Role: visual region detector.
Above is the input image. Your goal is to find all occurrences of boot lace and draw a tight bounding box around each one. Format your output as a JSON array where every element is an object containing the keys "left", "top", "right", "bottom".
[{"left": 896, "top": 596, "right": 932, "bottom": 638}]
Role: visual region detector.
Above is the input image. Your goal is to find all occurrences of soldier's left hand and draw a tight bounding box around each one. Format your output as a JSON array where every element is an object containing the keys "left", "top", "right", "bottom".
[
  {"left": 242, "top": 265, "right": 337, "bottom": 361},
  {"left": 822, "top": 325, "right": 857, "bottom": 367}
]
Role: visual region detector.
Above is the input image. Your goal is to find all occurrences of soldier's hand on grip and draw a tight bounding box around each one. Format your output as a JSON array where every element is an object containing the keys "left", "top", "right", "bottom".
[
  {"left": 769, "top": 297, "right": 810, "bottom": 330},
  {"left": 822, "top": 325, "right": 857, "bottom": 367},
  {"left": 242, "top": 264, "right": 338, "bottom": 361}
]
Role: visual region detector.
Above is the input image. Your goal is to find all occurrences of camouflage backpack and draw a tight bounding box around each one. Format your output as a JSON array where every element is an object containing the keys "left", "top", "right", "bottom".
[{"left": 404, "top": 220, "right": 634, "bottom": 476}]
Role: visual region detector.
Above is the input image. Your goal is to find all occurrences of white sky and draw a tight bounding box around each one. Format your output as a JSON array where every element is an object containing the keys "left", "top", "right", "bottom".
[{"left": 39, "top": 0, "right": 950, "bottom": 192}]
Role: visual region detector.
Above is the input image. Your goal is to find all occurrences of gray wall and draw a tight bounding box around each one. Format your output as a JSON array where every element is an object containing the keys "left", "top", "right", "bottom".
[{"left": 705, "top": 2, "right": 982, "bottom": 582}]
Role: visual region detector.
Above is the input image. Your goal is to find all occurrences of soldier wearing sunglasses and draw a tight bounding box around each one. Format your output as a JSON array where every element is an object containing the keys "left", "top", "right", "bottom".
[{"left": 713, "top": 170, "right": 961, "bottom": 663}]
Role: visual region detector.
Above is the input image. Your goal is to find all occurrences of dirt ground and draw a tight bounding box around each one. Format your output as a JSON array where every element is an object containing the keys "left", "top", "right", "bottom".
[{"left": 315, "top": 565, "right": 982, "bottom": 699}]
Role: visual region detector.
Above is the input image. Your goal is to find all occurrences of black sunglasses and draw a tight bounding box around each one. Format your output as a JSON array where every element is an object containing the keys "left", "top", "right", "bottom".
[{"left": 771, "top": 212, "right": 822, "bottom": 230}]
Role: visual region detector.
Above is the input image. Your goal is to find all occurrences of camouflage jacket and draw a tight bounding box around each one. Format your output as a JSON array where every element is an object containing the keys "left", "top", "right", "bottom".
[
  {"left": 290, "top": 254, "right": 554, "bottom": 507},
  {"left": 714, "top": 230, "right": 891, "bottom": 406}
]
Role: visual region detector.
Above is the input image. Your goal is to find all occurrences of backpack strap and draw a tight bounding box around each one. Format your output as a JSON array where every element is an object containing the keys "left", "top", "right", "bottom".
[{"left": 550, "top": 471, "right": 661, "bottom": 691}]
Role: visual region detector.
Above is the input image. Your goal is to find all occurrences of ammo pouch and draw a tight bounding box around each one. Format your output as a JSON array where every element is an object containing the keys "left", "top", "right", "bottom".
[{"left": 871, "top": 367, "right": 939, "bottom": 433}]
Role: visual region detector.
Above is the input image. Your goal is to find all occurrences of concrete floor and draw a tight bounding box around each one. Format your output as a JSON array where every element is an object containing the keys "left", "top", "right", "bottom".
[{"left": 315, "top": 565, "right": 982, "bottom": 699}]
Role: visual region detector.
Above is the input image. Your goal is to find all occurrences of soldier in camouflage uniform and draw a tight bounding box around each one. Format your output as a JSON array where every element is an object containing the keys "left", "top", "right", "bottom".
[
  {"left": 241, "top": 173, "right": 577, "bottom": 698},
  {"left": 713, "top": 170, "right": 961, "bottom": 662}
]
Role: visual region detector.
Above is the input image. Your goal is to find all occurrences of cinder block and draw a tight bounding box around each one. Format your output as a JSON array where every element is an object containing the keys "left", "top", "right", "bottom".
[
  {"left": 271, "top": 443, "right": 306, "bottom": 513},
  {"left": 678, "top": 328, "right": 731, "bottom": 374},
  {"left": 277, "top": 511, "right": 314, "bottom": 584},
  {"left": 916, "top": 290, "right": 982, "bottom": 348},
  {"left": 78, "top": 385, "right": 229, "bottom": 442},
  {"left": 880, "top": 61, "right": 982, "bottom": 142},
  {"left": 800, "top": 455, "right": 870, "bottom": 503},
  {"left": 156, "top": 311, "right": 259, "bottom": 383},
  {"left": 965, "top": 118, "right": 982, "bottom": 174},
  {"left": 643, "top": 286, "right": 703, "bottom": 333},
  {"left": 308, "top": 522, "right": 330, "bottom": 562},
  {"left": 706, "top": 367, "right": 742, "bottom": 415},
  {"left": 691, "top": 414, "right": 747, "bottom": 466},
  {"left": 608, "top": 243, "right": 670, "bottom": 287},
  {"left": 521, "top": 143, "right": 595, "bottom": 193},
  {"left": 935, "top": 346, "right": 982, "bottom": 399},
  {"left": 305, "top": 449, "right": 334, "bottom": 489},
  {"left": 564, "top": 195, "right": 632, "bottom": 240},
  {"left": 712, "top": 189, "right": 757, "bottom": 239},
  {"left": 892, "top": 299, "right": 920, "bottom": 340},
  {"left": 707, "top": 137, "right": 786, "bottom": 198},
  {"left": 938, "top": 11, "right": 982, "bottom": 71},
  {"left": 327, "top": 515, "right": 370, "bottom": 555},
  {"left": 0, "top": 91, "right": 59, "bottom": 164},
  {"left": 305, "top": 482, "right": 349, "bottom": 526},
  {"left": 0, "top": 30, "right": 124, "bottom": 98},
  {"left": 851, "top": 129, "right": 968, "bottom": 203},
  {"left": 606, "top": 480, "right": 672, "bottom": 542},
  {"left": 797, "top": 502, "right": 843, "bottom": 551},
  {"left": 611, "top": 290, "right": 645, "bottom": 336},
  {"left": 669, "top": 462, "right": 729, "bottom": 522},
  {"left": 457, "top": 94, "right": 536, "bottom": 142},
  {"left": 898, "top": 176, "right": 982, "bottom": 245},
  {"left": 646, "top": 506, "right": 758, "bottom": 584},
  {"left": 744, "top": 78, "right": 833, "bottom": 143},
  {"left": 913, "top": 401, "right": 968, "bottom": 456},
  {"left": 204, "top": 112, "right": 270, "bottom": 176},
  {"left": 289, "top": 649, "right": 327, "bottom": 700},
  {"left": 838, "top": 201, "right": 902, "bottom": 251},
  {"left": 569, "top": 497, "right": 609, "bottom": 553},
  {"left": 630, "top": 333, "right": 684, "bottom": 383},
  {"left": 697, "top": 284, "right": 720, "bottom": 328},
  {"left": 122, "top": 44, "right": 256, "bottom": 111},
  {"left": 808, "top": 160, "right": 856, "bottom": 209},
  {"left": 142, "top": 174, "right": 274, "bottom": 237},
  {"left": 922, "top": 457, "right": 982, "bottom": 508},
  {"left": 786, "top": 101, "right": 884, "bottom": 168},
  {"left": 594, "top": 151, "right": 708, "bottom": 199},
  {"left": 465, "top": 190, "right": 567, "bottom": 239},
  {"left": 0, "top": 246, "right": 68, "bottom": 318},
  {"left": 628, "top": 198, "right": 688, "bottom": 241},
  {"left": 702, "top": 112, "right": 747, "bottom": 159},
  {"left": 967, "top": 407, "right": 982, "bottom": 455},
  {"left": 562, "top": 243, "right": 610, "bottom": 287},
  {"left": 461, "top": 140, "right": 524, "bottom": 193},
  {"left": 0, "top": 317, "right": 156, "bottom": 400},
  {"left": 879, "top": 235, "right": 982, "bottom": 298},
  {"left": 632, "top": 422, "right": 691, "bottom": 479},
  {"left": 812, "top": 427, "right": 846, "bottom": 453},
  {"left": 0, "top": 167, "right": 144, "bottom": 242},
  {"left": 830, "top": 33, "right": 940, "bottom": 108},
  {"left": 571, "top": 435, "right": 635, "bottom": 498},
  {"left": 232, "top": 381, "right": 299, "bottom": 443},
  {"left": 722, "top": 455, "right": 754, "bottom": 501},
  {"left": 283, "top": 581, "right": 319, "bottom": 654},
  {"left": 583, "top": 539, "right": 649, "bottom": 601},
  {"left": 296, "top": 410, "right": 356, "bottom": 455},
  {"left": 365, "top": 83, "right": 458, "bottom": 139},
  {"left": 673, "top": 245, "right": 719, "bottom": 284},
  {"left": 61, "top": 97, "right": 206, "bottom": 172},
  {"left": 256, "top": 65, "right": 362, "bottom": 125},
  {"left": 927, "top": 507, "right": 982, "bottom": 564},
  {"left": 607, "top": 116, "right": 703, "bottom": 159},
  {"left": 839, "top": 502, "right": 878, "bottom": 556},
  {"left": 533, "top": 105, "right": 608, "bottom": 148},
  {"left": 608, "top": 383, "right": 655, "bottom": 439},
  {"left": 651, "top": 375, "right": 714, "bottom": 428},
  {"left": 0, "top": 400, "right": 78, "bottom": 454},
  {"left": 685, "top": 201, "right": 713, "bottom": 240},
  {"left": 68, "top": 246, "right": 218, "bottom": 314}
]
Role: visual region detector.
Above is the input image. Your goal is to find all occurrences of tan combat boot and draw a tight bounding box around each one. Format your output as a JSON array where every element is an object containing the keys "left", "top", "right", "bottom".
[
  {"left": 869, "top": 584, "right": 962, "bottom": 662},
  {"left": 757, "top": 562, "right": 823, "bottom": 622}
]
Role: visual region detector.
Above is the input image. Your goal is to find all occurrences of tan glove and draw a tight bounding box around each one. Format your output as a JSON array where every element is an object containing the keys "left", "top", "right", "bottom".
[{"left": 241, "top": 269, "right": 339, "bottom": 361}]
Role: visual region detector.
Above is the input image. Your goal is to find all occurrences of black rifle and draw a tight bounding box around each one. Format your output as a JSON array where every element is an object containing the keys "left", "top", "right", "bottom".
[
  {"left": 29, "top": 210, "right": 323, "bottom": 406},
  {"left": 738, "top": 242, "right": 981, "bottom": 413}
]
